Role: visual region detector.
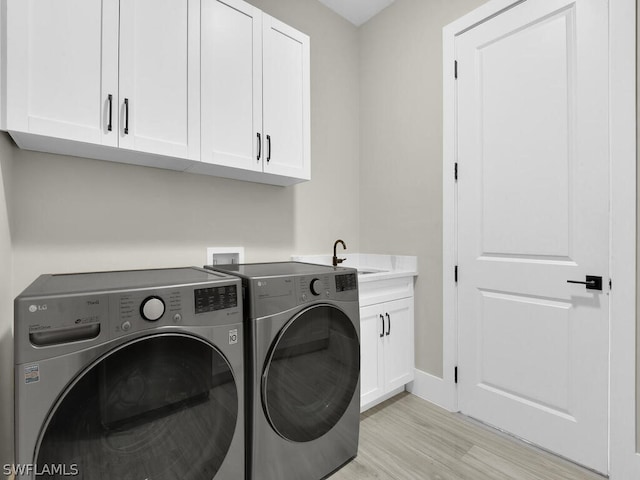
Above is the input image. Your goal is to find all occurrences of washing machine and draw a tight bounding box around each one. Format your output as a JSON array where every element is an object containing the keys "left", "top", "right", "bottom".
[
  {"left": 204, "top": 262, "right": 360, "bottom": 480},
  {"left": 14, "top": 267, "right": 244, "bottom": 480}
]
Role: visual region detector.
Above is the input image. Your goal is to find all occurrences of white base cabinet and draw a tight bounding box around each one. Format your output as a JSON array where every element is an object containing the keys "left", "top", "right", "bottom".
[{"left": 359, "top": 279, "right": 415, "bottom": 412}]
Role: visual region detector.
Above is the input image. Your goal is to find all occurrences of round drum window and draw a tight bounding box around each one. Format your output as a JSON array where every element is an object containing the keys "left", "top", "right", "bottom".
[
  {"left": 36, "top": 334, "right": 238, "bottom": 480},
  {"left": 262, "top": 305, "right": 360, "bottom": 443}
]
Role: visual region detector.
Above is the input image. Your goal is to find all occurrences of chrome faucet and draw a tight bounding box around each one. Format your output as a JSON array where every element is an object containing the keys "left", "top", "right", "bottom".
[{"left": 333, "top": 239, "right": 346, "bottom": 267}]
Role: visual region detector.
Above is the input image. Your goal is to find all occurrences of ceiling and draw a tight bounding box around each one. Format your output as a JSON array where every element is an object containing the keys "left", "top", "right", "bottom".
[{"left": 317, "top": 0, "right": 395, "bottom": 27}]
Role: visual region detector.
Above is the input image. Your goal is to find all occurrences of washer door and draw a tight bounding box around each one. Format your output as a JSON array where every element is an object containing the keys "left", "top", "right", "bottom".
[
  {"left": 36, "top": 334, "right": 238, "bottom": 480},
  {"left": 262, "top": 304, "right": 360, "bottom": 443}
]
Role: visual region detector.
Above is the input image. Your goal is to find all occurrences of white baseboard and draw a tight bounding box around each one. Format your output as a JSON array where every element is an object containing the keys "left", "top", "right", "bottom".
[{"left": 407, "top": 368, "right": 456, "bottom": 412}]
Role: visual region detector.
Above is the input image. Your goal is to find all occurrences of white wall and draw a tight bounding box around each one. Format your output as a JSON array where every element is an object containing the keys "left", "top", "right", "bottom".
[
  {"left": 359, "top": 0, "right": 487, "bottom": 376},
  {"left": 3, "top": 0, "right": 359, "bottom": 467}
]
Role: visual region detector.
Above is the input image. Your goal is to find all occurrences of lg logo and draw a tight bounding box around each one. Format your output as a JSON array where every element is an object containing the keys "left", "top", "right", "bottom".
[{"left": 28, "top": 304, "right": 47, "bottom": 313}]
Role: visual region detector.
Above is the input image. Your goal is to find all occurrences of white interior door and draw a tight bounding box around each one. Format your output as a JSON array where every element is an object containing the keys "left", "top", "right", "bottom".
[
  {"left": 119, "top": 0, "right": 197, "bottom": 159},
  {"left": 200, "top": 0, "right": 263, "bottom": 172},
  {"left": 456, "top": 0, "right": 609, "bottom": 473}
]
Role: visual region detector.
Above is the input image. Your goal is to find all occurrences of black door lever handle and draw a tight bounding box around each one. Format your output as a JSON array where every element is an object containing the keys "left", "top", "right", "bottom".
[{"left": 567, "top": 275, "right": 603, "bottom": 291}]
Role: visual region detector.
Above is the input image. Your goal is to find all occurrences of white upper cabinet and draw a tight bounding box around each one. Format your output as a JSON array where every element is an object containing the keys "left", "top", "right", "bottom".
[
  {"left": 200, "top": 0, "right": 262, "bottom": 172},
  {"left": 119, "top": 0, "right": 199, "bottom": 160},
  {"left": 7, "top": 0, "right": 119, "bottom": 146},
  {"left": 262, "top": 15, "right": 310, "bottom": 181},
  {"left": 195, "top": 1, "right": 310, "bottom": 185},
  {"left": 4, "top": 0, "right": 310, "bottom": 186}
]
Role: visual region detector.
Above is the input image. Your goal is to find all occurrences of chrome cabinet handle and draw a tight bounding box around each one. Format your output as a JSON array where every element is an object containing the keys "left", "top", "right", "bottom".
[
  {"left": 379, "top": 315, "right": 384, "bottom": 338},
  {"left": 385, "top": 313, "right": 391, "bottom": 336}
]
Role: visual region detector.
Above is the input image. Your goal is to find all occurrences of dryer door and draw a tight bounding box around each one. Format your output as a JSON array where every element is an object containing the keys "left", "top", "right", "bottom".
[
  {"left": 36, "top": 333, "right": 238, "bottom": 480},
  {"left": 262, "top": 304, "right": 360, "bottom": 442}
]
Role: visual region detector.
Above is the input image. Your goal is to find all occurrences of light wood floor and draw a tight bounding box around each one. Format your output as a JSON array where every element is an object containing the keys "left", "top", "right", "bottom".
[{"left": 330, "top": 393, "right": 606, "bottom": 480}]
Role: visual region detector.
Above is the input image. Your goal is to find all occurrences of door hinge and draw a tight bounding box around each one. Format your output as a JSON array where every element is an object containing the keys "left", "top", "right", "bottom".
[
  {"left": 454, "top": 60, "right": 458, "bottom": 79},
  {"left": 454, "top": 366, "right": 458, "bottom": 384},
  {"left": 454, "top": 265, "right": 458, "bottom": 283},
  {"left": 609, "top": 278, "right": 612, "bottom": 290},
  {"left": 454, "top": 162, "right": 458, "bottom": 181}
]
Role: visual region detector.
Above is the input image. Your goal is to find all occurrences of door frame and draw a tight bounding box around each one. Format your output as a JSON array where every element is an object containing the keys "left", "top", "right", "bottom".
[{"left": 442, "top": 0, "right": 637, "bottom": 476}]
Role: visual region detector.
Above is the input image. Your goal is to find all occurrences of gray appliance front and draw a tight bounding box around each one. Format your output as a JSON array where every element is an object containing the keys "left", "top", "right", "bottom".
[
  {"left": 14, "top": 274, "right": 244, "bottom": 480},
  {"left": 250, "top": 299, "right": 361, "bottom": 480}
]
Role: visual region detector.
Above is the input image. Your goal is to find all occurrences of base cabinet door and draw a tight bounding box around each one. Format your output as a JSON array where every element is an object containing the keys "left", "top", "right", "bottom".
[
  {"left": 383, "top": 298, "right": 414, "bottom": 391},
  {"left": 360, "top": 304, "right": 385, "bottom": 408},
  {"left": 7, "top": 0, "right": 118, "bottom": 146},
  {"left": 360, "top": 297, "right": 415, "bottom": 410}
]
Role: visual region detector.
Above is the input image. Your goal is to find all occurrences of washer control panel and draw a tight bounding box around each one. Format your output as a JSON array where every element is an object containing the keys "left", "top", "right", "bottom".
[
  {"left": 15, "top": 268, "right": 242, "bottom": 364},
  {"left": 119, "top": 290, "right": 181, "bottom": 328},
  {"left": 114, "top": 282, "right": 240, "bottom": 338}
]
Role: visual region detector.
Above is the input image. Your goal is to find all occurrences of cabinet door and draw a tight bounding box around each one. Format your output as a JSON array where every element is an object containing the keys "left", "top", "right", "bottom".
[
  {"left": 7, "top": 0, "right": 118, "bottom": 146},
  {"left": 119, "top": 0, "right": 198, "bottom": 159},
  {"left": 383, "top": 298, "right": 415, "bottom": 392},
  {"left": 359, "top": 304, "right": 385, "bottom": 409},
  {"left": 262, "top": 15, "right": 310, "bottom": 180},
  {"left": 201, "top": 0, "right": 262, "bottom": 171}
]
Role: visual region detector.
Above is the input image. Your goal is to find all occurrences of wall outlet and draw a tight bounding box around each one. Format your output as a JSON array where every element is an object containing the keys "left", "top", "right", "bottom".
[{"left": 206, "top": 247, "right": 245, "bottom": 266}]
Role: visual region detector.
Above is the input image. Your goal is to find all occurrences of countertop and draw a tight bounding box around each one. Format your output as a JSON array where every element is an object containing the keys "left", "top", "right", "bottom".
[{"left": 290, "top": 253, "right": 418, "bottom": 283}]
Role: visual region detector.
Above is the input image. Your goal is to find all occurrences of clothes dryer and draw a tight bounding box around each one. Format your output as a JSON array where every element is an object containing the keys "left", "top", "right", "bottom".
[
  {"left": 14, "top": 267, "right": 244, "bottom": 480},
  {"left": 205, "top": 262, "right": 360, "bottom": 480}
]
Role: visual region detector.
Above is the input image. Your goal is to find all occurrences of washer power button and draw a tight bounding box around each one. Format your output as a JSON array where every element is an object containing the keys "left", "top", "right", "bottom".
[{"left": 121, "top": 321, "right": 132, "bottom": 332}]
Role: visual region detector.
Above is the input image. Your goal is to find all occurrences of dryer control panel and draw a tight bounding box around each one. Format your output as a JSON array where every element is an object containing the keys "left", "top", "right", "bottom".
[
  {"left": 247, "top": 271, "right": 359, "bottom": 319},
  {"left": 335, "top": 273, "right": 357, "bottom": 292}
]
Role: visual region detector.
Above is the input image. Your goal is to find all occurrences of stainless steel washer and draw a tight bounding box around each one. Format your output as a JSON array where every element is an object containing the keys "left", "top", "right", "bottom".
[
  {"left": 205, "top": 262, "right": 360, "bottom": 480},
  {"left": 14, "top": 267, "right": 244, "bottom": 480}
]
